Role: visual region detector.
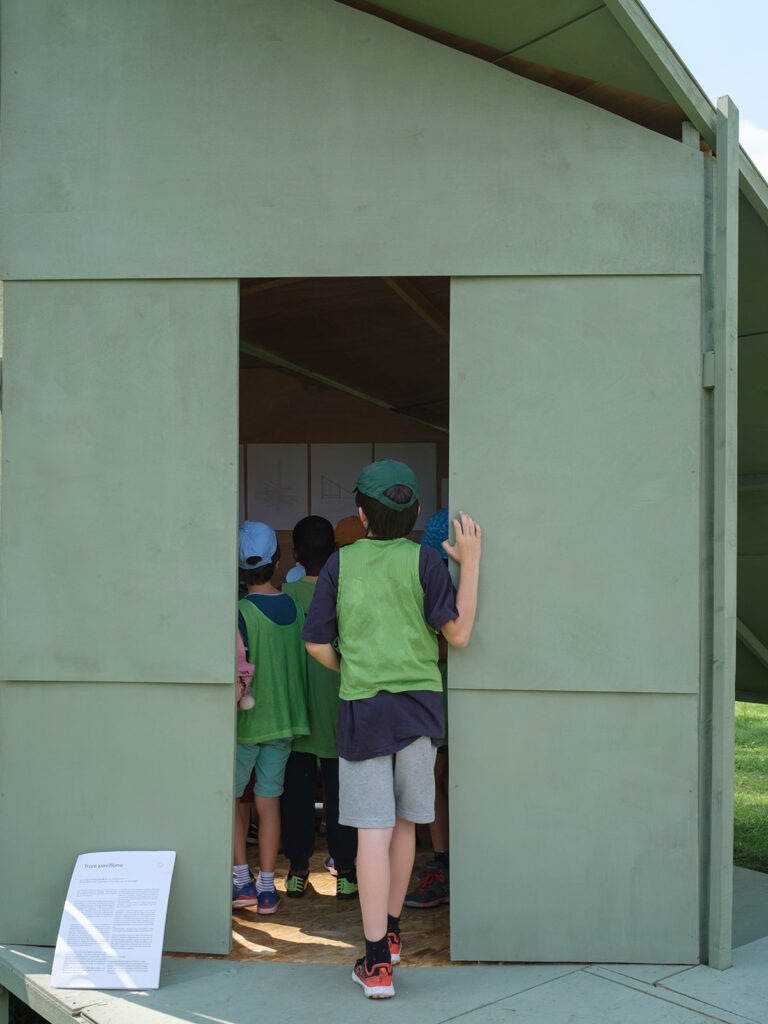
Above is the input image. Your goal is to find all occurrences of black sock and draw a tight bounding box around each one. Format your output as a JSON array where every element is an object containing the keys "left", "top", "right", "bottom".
[
  {"left": 387, "top": 913, "right": 400, "bottom": 936},
  {"left": 434, "top": 850, "right": 449, "bottom": 869},
  {"left": 337, "top": 866, "right": 356, "bottom": 881},
  {"left": 365, "top": 934, "right": 391, "bottom": 967}
]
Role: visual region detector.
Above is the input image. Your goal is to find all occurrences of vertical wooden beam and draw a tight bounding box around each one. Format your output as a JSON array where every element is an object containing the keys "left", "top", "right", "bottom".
[
  {"left": 708, "top": 95, "right": 739, "bottom": 971},
  {"left": 381, "top": 277, "right": 450, "bottom": 342}
]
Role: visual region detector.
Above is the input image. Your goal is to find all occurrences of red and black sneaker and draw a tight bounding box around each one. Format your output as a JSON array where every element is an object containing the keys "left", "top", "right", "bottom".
[
  {"left": 387, "top": 930, "right": 401, "bottom": 965},
  {"left": 403, "top": 860, "right": 450, "bottom": 908},
  {"left": 352, "top": 956, "right": 395, "bottom": 998}
]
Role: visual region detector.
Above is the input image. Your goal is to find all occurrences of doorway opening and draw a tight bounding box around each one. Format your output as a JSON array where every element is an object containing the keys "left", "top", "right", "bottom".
[{"left": 234, "top": 276, "right": 452, "bottom": 965}]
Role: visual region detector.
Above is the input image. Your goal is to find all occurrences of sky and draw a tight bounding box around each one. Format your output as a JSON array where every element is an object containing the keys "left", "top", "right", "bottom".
[{"left": 641, "top": 0, "right": 768, "bottom": 177}]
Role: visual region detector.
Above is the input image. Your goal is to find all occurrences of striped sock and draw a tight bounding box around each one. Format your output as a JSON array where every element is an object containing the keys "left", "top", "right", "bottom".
[
  {"left": 256, "top": 870, "right": 275, "bottom": 893},
  {"left": 233, "top": 864, "right": 250, "bottom": 889}
]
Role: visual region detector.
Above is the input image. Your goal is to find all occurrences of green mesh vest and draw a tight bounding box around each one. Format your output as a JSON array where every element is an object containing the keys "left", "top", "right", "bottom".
[
  {"left": 337, "top": 538, "right": 441, "bottom": 701},
  {"left": 283, "top": 578, "right": 340, "bottom": 758},
  {"left": 236, "top": 595, "right": 309, "bottom": 744}
]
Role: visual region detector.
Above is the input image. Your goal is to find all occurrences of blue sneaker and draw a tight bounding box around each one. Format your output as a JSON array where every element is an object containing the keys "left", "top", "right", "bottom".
[
  {"left": 257, "top": 888, "right": 280, "bottom": 915},
  {"left": 232, "top": 881, "right": 259, "bottom": 909}
]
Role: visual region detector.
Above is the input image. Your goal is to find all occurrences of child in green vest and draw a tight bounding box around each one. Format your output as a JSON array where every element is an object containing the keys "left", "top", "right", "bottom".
[
  {"left": 302, "top": 460, "right": 482, "bottom": 999},
  {"left": 281, "top": 516, "right": 359, "bottom": 900},
  {"left": 232, "top": 521, "right": 309, "bottom": 916}
]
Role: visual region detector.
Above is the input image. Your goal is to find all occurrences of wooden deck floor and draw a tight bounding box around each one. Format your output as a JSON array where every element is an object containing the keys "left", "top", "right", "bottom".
[{"left": 227, "top": 846, "right": 451, "bottom": 966}]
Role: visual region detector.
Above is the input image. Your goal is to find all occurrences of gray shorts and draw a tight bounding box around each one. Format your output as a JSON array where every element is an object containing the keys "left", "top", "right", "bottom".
[{"left": 338, "top": 736, "right": 437, "bottom": 829}]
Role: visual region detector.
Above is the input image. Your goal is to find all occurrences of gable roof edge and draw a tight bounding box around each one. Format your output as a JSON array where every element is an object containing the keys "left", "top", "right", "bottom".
[
  {"left": 605, "top": 0, "right": 768, "bottom": 227},
  {"left": 602, "top": 0, "right": 716, "bottom": 144}
]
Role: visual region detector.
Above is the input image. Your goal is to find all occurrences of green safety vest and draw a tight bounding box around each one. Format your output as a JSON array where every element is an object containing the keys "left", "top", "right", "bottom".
[
  {"left": 337, "top": 538, "right": 441, "bottom": 701},
  {"left": 237, "top": 595, "right": 309, "bottom": 744},
  {"left": 284, "top": 578, "right": 340, "bottom": 759}
]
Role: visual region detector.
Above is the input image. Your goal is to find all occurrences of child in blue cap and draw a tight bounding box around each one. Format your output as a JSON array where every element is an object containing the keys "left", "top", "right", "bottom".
[
  {"left": 302, "top": 462, "right": 481, "bottom": 999},
  {"left": 232, "top": 521, "right": 309, "bottom": 916}
]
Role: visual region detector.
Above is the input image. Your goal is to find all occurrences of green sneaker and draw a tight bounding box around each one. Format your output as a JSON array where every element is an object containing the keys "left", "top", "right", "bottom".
[
  {"left": 285, "top": 871, "right": 309, "bottom": 898},
  {"left": 336, "top": 872, "right": 359, "bottom": 900}
]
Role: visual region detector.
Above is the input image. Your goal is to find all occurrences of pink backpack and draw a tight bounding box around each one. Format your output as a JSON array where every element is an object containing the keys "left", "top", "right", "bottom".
[{"left": 236, "top": 632, "right": 255, "bottom": 710}]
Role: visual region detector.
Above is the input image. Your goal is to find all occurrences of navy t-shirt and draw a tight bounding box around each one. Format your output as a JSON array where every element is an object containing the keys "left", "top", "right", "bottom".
[{"left": 302, "top": 545, "right": 458, "bottom": 760}]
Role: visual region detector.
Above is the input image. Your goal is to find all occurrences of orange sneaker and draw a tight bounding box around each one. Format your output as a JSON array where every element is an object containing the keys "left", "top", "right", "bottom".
[
  {"left": 352, "top": 956, "right": 395, "bottom": 998},
  {"left": 387, "top": 930, "right": 401, "bottom": 965}
]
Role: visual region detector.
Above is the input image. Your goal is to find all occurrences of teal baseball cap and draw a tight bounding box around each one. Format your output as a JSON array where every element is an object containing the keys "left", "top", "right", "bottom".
[{"left": 355, "top": 459, "right": 419, "bottom": 510}]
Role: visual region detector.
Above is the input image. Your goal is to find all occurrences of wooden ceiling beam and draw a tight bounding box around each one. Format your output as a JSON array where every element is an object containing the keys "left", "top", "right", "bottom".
[
  {"left": 381, "top": 277, "right": 449, "bottom": 342},
  {"left": 240, "top": 340, "right": 448, "bottom": 433},
  {"left": 240, "top": 278, "right": 302, "bottom": 297}
]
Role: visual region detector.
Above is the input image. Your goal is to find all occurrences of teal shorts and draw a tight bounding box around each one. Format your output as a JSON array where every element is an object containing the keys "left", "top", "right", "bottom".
[{"left": 235, "top": 738, "right": 292, "bottom": 798}]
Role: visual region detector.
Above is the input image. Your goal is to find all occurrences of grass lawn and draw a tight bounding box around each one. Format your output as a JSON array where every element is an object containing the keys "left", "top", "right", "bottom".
[{"left": 734, "top": 701, "right": 768, "bottom": 873}]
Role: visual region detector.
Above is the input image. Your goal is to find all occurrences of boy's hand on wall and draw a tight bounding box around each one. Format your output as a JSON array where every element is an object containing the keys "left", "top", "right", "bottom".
[{"left": 442, "top": 511, "right": 482, "bottom": 565}]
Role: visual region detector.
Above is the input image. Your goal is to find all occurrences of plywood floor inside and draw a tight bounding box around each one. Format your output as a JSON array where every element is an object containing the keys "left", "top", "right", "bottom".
[{"left": 229, "top": 844, "right": 450, "bottom": 966}]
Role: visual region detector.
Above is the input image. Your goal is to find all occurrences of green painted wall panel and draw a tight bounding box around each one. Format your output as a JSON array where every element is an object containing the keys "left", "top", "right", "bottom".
[
  {"left": 0, "top": 0, "right": 704, "bottom": 279},
  {"left": 738, "top": 198, "right": 768, "bottom": 339},
  {"left": 735, "top": 199, "right": 768, "bottom": 701},
  {"left": 450, "top": 275, "right": 701, "bottom": 694},
  {"left": 738, "top": 334, "right": 768, "bottom": 476},
  {"left": 449, "top": 689, "right": 699, "bottom": 962},
  {"left": 0, "top": 281, "right": 239, "bottom": 683},
  {"left": 0, "top": 682, "right": 235, "bottom": 953}
]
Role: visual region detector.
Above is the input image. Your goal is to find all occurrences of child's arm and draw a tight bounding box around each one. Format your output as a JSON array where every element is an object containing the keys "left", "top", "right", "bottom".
[
  {"left": 305, "top": 642, "right": 341, "bottom": 673},
  {"left": 440, "top": 511, "right": 482, "bottom": 649}
]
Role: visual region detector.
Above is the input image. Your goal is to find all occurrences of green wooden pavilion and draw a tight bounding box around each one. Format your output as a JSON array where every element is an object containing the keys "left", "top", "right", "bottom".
[{"left": 1, "top": 0, "right": 766, "bottom": 971}]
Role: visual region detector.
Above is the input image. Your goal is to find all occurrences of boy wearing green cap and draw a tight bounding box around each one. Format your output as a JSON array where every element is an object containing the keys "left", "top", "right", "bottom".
[{"left": 302, "top": 460, "right": 482, "bottom": 999}]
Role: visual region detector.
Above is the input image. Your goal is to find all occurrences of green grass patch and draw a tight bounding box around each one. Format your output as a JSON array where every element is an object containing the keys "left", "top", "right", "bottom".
[{"left": 734, "top": 701, "right": 768, "bottom": 873}]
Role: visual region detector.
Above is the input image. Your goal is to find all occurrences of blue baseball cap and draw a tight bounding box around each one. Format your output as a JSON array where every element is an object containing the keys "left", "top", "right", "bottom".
[
  {"left": 420, "top": 508, "right": 449, "bottom": 559},
  {"left": 238, "top": 521, "right": 277, "bottom": 570}
]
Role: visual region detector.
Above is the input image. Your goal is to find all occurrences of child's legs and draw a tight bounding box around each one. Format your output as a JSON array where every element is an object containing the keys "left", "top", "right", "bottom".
[
  {"left": 357, "top": 826, "right": 393, "bottom": 939},
  {"left": 234, "top": 745, "right": 259, "bottom": 866},
  {"left": 388, "top": 817, "right": 416, "bottom": 916},
  {"left": 253, "top": 738, "right": 292, "bottom": 874},
  {"left": 340, "top": 737, "right": 436, "bottom": 938},
  {"left": 255, "top": 795, "right": 280, "bottom": 873},
  {"left": 280, "top": 751, "right": 318, "bottom": 873},
  {"left": 320, "top": 757, "right": 357, "bottom": 872},
  {"left": 390, "top": 736, "right": 436, "bottom": 915}
]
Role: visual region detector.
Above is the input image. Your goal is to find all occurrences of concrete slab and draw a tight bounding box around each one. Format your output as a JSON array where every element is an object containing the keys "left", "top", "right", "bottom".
[
  {"left": 732, "top": 867, "right": 768, "bottom": 949},
  {"left": 457, "top": 968, "right": 758, "bottom": 1024},
  {"left": 0, "top": 948, "right": 584, "bottom": 1024},
  {"left": 594, "top": 964, "right": 695, "bottom": 986},
  {"left": 660, "top": 935, "right": 768, "bottom": 1024}
]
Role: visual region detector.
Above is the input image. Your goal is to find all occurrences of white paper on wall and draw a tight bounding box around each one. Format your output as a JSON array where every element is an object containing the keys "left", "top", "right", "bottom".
[
  {"left": 246, "top": 444, "right": 308, "bottom": 530},
  {"left": 373, "top": 442, "right": 437, "bottom": 530},
  {"left": 310, "top": 443, "right": 372, "bottom": 523}
]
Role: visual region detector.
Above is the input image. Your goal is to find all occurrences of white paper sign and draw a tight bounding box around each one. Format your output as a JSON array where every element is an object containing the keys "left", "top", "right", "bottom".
[{"left": 52, "top": 851, "right": 176, "bottom": 990}]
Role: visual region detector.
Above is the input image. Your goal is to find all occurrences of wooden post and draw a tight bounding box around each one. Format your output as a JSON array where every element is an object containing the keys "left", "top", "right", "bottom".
[{"left": 708, "top": 94, "right": 739, "bottom": 971}]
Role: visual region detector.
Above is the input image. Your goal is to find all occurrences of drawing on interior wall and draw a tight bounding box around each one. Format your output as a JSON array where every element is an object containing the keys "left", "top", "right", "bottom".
[
  {"left": 310, "top": 443, "right": 373, "bottom": 521},
  {"left": 246, "top": 443, "right": 309, "bottom": 530},
  {"left": 320, "top": 475, "right": 355, "bottom": 500},
  {"left": 252, "top": 468, "right": 300, "bottom": 510}
]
